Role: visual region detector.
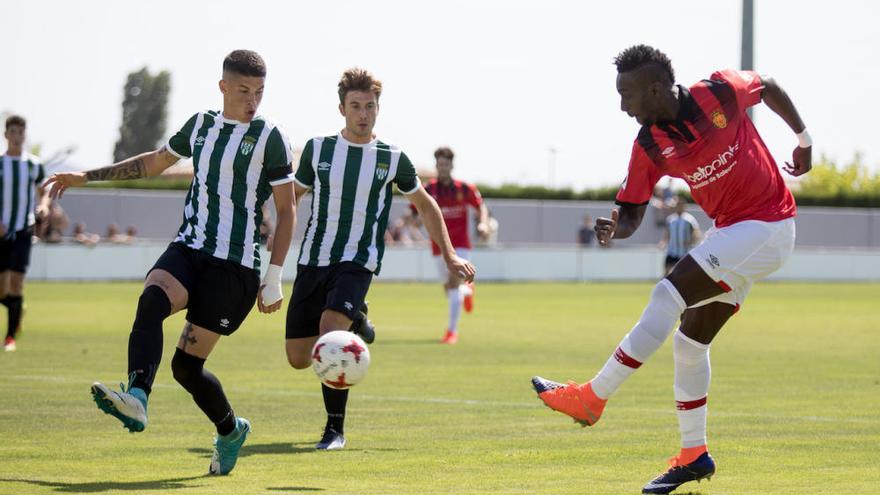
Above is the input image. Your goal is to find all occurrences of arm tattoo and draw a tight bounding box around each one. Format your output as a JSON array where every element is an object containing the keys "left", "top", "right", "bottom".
[
  {"left": 180, "top": 322, "right": 197, "bottom": 351},
  {"left": 85, "top": 158, "right": 146, "bottom": 182}
]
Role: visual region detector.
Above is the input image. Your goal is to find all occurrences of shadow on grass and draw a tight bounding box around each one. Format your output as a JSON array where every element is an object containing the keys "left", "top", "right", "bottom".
[
  {"left": 189, "top": 442, "right": 404, "bottom": 458},
  {"left": 188, "top": 442, "right": 315, "bottom": 458},
  {"left": 266, "top": 488, "right": 325, "bottom": 492},
  {"left": 0, "top": 476, "right": 203, "bottom": 493},
  {"left": 373, "top": 339, "right": 442, "bottom": 346}
]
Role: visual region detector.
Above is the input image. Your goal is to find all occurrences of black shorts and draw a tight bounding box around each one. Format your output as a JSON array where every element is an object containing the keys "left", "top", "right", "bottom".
[
  {"left": 285, "top": 262, "right": 373, "bottom": 339},
  {"left": 150, "top": 242, "right": 260, "bottom": 336},
  {"left": 0, "top": 228, "right": 34, "bottom": 273}
]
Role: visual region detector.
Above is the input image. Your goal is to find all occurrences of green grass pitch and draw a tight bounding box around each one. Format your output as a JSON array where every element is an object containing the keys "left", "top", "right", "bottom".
[{"left": 0, "top": 282, "right": 878, "bottom": 494}]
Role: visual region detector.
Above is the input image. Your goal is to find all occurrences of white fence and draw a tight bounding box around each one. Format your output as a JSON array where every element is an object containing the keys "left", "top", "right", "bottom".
[{"left": 28, "top": 243, "right": 880, "bottom": 282}]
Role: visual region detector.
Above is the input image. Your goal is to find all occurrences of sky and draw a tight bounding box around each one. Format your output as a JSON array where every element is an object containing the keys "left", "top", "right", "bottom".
[{"left": 3, "top": 0, "right": 879, "bottom": 189}]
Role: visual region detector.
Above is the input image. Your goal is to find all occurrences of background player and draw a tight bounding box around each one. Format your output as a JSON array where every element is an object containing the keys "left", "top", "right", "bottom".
[
  {"left": 286, "top": 68, "right": 475, "bottom": 450},
  {"left": 414, "top": 147, "right": 488, "bottom": 344},
  {"left": 45, "top": 50, "right": 296, "bottom": 475},
  {"left": 1, "top": 115, "right": 50, "bottom": 352},
  {"left": 532, "top": 45, "right": 811, "bottom": 494},
  {"left": 660, "top": 197, "right": 701, "bottom": 275}
]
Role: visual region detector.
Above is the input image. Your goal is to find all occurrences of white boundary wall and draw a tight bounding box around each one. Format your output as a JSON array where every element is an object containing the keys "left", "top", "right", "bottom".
[{"left": 27, "top": 244, "right": 880, "bottom": 282}]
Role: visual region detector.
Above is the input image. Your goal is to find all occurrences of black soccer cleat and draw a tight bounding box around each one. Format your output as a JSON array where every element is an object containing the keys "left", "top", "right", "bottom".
[
  {"left": 642, "top": 452, "right": 716, "bottom": 494},
  {"left": 349, "top": 302, "right": 375, "bottom": 344},
  {"left": 315, "top": 427, "right": 346, "bottom": 450}
]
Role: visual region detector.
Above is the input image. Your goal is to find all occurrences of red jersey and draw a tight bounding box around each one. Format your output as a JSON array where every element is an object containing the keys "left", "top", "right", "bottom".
[
  {"left": 414, "top": 178, "right": 483, "bottom": 255},
  {"left": 616, "top": 69, "right": 796, "bottom": 228}
]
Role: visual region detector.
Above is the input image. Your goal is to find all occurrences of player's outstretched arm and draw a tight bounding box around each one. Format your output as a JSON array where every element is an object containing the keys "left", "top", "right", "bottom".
[
  {"left": 407, "top": 186, "right": 476, "bottom": 282},
  {"left": 44, "top": 147, "right": 180, "bottom": 199},
  {"left": 595, "top": 203, "right": 646, "bottom": 246},
  {"left": 760, "top": 75, "right": 812, "bottom": 177},
  {"left": 257, "top": 181, "right": 296, "bottom": 314}
]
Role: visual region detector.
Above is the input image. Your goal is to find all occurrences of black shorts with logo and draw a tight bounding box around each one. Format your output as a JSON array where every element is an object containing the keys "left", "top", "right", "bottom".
[
  {"left": 0, "top": 228, "right": 34, "bottom": 273},
  {"left": 285, "top": 262, "right": 373, "bottom": 339},
  {"left": 150, "top": 242, "right": 260, "bottom": 336}
]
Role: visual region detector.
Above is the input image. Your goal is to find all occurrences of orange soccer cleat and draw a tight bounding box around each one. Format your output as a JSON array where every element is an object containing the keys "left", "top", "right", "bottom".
[
  {"left": 440, "top": 330, "right": 459, "bottom": 344},
  {"left": 530, "top": 376, "right": 607, "bottom": 426}
]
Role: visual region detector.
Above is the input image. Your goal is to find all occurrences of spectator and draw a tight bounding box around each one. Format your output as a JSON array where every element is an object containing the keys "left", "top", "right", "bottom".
[
  {"left": 577, "top": 214, "right": 595, "bottom": 246},
  {"left": 73, "top": 222, "right": 100, "bottom": 247},
  {"left": 36, "top": 200, "right": 69, "bottom": 243},
  {"left": 660, "top": 197, "right": 702, "bottom": 275},
  {"left": 106, "top": 223, "right": 133, "bottom": 244},
  {"left": 259, "top": 204, "right": 274, "bottom": 250}
]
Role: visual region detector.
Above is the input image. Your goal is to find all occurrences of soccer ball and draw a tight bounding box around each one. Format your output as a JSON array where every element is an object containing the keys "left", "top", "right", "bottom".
[{"left": 311, "top": 331, "right": 371, "bottom": 389}]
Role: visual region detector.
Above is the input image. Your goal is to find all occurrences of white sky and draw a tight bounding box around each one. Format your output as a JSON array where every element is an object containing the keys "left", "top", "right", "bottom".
[{"left": 3, "top": 0, "right": 879, "bottom": 189}]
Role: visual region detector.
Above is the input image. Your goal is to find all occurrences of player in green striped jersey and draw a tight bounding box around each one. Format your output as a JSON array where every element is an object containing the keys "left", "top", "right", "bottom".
[
  {"left": 285, "top": 68, "right": 476, "bottom": 450},
  {"left": 45, "top": 50, "right": 295, "bottom": 475},
  {"left": 1, "top": 115, "right": 51, "bottom": 352}
]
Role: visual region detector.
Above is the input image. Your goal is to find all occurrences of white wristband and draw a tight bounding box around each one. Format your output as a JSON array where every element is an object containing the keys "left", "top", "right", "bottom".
[
  {"left": 261, "top": 264, "right": 284, "bottom": 305},
  {"left": 263, "top": 264, "right": 283, "bottom": 285},
  {"left": 796, "top": 129, "right": 812, "bottom": 148}
]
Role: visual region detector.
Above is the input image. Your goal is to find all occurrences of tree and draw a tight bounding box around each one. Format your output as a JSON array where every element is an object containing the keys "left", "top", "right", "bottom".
[{"left": 113, "top": 67, "right": 171, "bottom": 162}]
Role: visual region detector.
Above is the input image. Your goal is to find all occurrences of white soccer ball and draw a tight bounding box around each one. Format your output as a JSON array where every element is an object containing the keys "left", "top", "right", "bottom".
[{"left": 311, "top": 331, "right": 371, "bottom": 389}]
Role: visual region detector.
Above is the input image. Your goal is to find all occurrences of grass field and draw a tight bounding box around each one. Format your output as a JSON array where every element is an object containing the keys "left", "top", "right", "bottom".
[{"left": 0, "top": 281, "right": 878, "bottom": 494}]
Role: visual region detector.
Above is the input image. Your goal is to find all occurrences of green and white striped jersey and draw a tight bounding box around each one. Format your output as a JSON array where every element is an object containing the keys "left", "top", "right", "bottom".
[
  {"left": 294, "top": 134, "right": 420, "bottom": 274},
  {"left": 0, "top": 152, "right": 45, "bottom": 235},
  {"left": 166, "top": 110, "right": 294, "bottom": 270}
]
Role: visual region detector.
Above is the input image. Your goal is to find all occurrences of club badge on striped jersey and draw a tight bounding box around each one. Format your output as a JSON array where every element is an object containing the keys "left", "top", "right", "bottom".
[
  {"left": 711, "top": 110, "right": 728, "bottom": 129},
  {"left": 240, "top": 136, "right": 257, "bottom": 156},
  {"left": 375, "top": 162, "right": 389, "bottom": 180}
]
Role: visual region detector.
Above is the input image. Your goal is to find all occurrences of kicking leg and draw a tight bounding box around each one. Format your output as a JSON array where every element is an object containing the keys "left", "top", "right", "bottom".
[
  {"left": 91, "top": 269, "right": 187, "bottom": 432},
  {"left": 532, "top": 256, "right": 725, "bottom": 425}
]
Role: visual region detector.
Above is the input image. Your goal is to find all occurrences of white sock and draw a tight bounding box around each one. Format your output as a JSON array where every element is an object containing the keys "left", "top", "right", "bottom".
[
  {"left": 674, "top": 330, "right": 711, "bottom": 448},
  {"left": 460, "top": 284, "right": 473, "bottom": 297},
  {"left": 591, "top": 279, "right": 686, "bottom": 399},
  {"left": 446, "top": 287, "right": 462, "bottom": 332}
]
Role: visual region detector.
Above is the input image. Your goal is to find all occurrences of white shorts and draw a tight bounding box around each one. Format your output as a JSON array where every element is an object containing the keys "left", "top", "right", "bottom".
[
  {"left": 688, "top": 218, "right": 795, "bottom": 309},
  {"left": 435, "top": 248, "right": 470, "bottom": 280}
]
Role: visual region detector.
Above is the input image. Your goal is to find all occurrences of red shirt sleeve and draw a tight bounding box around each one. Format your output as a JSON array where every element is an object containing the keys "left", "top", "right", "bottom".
[
  {"left": 466, "top": 183, "right": 483, "bottom": 208},
  {"left": 712, "top": 69, "right": 763, "bottom": 110},
  {"left": 615, "top": 141, "right": 662, "bottom": 205}
]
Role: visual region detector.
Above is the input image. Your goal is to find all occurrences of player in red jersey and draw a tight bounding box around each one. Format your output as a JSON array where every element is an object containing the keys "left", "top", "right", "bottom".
[
  {"left": 532, "top": 45, "right": 812, "bottom": 494},
  {"left": 414, "top": 147, "right": 488, "bottom": 343}
]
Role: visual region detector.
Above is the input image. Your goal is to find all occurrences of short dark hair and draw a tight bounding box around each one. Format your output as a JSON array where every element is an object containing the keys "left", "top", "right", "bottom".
[
  {"left": 338, "top": 67, "right": 383, "bottom": 104},
  {"left": 5, "top": 115, "right": 26, "bottom": 130},
  {"left": 223, "top": 50, "right": 267, "bottom": 78},
  {"left": 434, "top": 147, "right": 454, "bottom": 161},
  {"left": 614, "top": 44, "right": 675, "bottom": 83}
]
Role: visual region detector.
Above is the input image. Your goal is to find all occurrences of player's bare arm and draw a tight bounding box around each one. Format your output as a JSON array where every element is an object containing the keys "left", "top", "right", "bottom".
[
  {"left": 44, "top": 146, "right": 180, "bottom": 199},
  {"left": 407, "top": 186, "right": 476, "bottom": 282},
  {"left": 595, "top": 203, "right": 647, "bottom": 246},
  {"left": 476, "top": 203, "right": 490, "bottom": 235},
  {"left": 760, "top": 75, "right": 812, "bottom": 177},
  {"left": 257, "top": 180, "right": 296, "bottom": 314}
]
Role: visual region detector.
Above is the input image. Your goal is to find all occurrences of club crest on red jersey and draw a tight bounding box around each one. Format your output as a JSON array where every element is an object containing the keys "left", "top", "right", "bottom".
[{"left": 711, "top": 110, "right": 728, "bottom": 129}]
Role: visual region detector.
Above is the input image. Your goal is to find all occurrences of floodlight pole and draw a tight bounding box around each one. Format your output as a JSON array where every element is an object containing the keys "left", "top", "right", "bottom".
[{"left": 742, "top": 0, "right": 755, "bottom": 119}]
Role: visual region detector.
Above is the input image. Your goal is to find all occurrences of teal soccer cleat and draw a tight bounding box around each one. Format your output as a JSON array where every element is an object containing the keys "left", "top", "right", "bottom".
[
  {"left": 209, "top": 417, "right": 251, "bottom": 475},
  {"left": 91, "top": 378, "right": 148, "bottom": 433}
]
